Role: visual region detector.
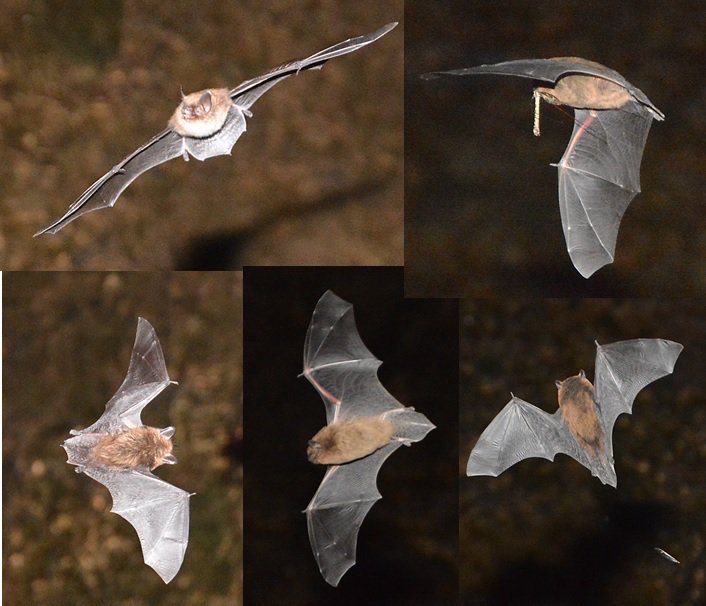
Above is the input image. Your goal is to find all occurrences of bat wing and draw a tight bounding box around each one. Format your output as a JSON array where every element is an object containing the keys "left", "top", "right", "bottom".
[
  {"left": 467, "top": 396, "right": 575, "bottom": 477},
  {"left": 37, "top": 23, "right": 396, "bottom": 236},
  {"left": 556, "top": 102, "right": 655, "bottom": 277},
  {"left": 83, "top": 466, "right": 191, "bottom": 583},
  {"left": 229, "top": 22, "right": 398, "bottom": 111},
  {"left": 593, "top": 339, "right": 683, "bottom": 461},
  {"left": 305, "top": 441, "right": 400, "bottom": 587},
  {"left": 35, "top": 129, "right": 185, "bottom": 236},
  {"left": 303, "top": 290, "right": 403, "bottom": 424},
  {"left": 78, "top": 317, "right": 173, "bottom": 435},
  {"left": 423, "top": 58, "right": 663, "bottom": 118}
]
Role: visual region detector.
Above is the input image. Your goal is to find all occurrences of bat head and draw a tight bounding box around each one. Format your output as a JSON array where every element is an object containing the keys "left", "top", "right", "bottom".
[{"left": 168, "top": 87, "right": 233, "bottom": 138}]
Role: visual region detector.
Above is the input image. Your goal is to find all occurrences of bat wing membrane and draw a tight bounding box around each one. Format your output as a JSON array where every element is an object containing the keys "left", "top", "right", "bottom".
[
  {"left": 303, "top": 290, "right": 402, "bottom": 424},
  {"left": 305, "top": 442, "right": 400, "bottom": 587},
  {"left": 557, "top": 103, "right": 654, "bottom": 277},
  {"left": 229, "top": 22, "right": 397, "bottom": 111},
  {"left": 83, "top": 466, "right": 191, "bottom": 583},
  {"left": 302, "top": 290, "right": 434, "bottom": 585},
  {"left": 424, "top": 58, "right": 629, "bottom": 84},
  {"left": 423, "top": 58, "right": 662, "bottom": 118},
  {"left": 594, "top": 339, "right": 683, "bottom": 460},
  {"left": 80, "top": 318, "right": 173, "bottom": 434},
  {"left": 467, "top": 396, "right": 571, "bottom": 477},
  {"left": 38, "top": 23, "right": 396, "bottom": 235},
  {"left": 35, "top": 129, "right": 184, "bottom": 235}
]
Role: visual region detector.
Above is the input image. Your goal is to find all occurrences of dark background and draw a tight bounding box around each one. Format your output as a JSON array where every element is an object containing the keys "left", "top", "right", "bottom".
[
  {"left": 1, "top": 0, "right": 402, "bottom": 270},
  {"left": 3, "top": 272, "right": 242, "bottom": 606},
  {"left": 243, "top": 267, "right": 458, "bottom": 605},
  {"left": 460, "top": 299, "right": 706, "bottom": 605},
  {"left": 405, "top": 0, "right": 706, "bottom": 296}
]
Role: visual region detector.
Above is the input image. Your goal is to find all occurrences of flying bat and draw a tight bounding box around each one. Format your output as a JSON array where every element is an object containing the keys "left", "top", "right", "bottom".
[
  {"left": 301, "top": 290, "right": 435, "bottom": 586},
  {"left": 423, "top": 57, "right": 664, "bottom": 278},
  {"left": 63, "top": 317, "right": 191, "bottom": 583},
  {"left": 35, "top": 22, "right": 398, "bottom": 236},
  {"left": 467, "top": 339, "right": 682, "bottom": 487}
]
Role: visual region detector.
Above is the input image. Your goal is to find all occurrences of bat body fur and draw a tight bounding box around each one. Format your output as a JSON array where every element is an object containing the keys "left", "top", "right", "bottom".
[
  {"left": 36, "top": 22, "right": 397, "bottom": 236},
  {"left": 308, "top": 416, "right": 394, "bottom": 465},
  {"left": 467, "top": 339, "right": 682, "bottom": 487},
  {"left": 63, "top": 318, "right": 191, "bottom": 583},
  {"left": 302, "top": 291, "right": 434, "bottom": 586},
  {"left": 423, "top": 57, "right": 664, "bottom": 278},
  {"left": 535, "top": 73, "right": 632, "bottom": 110},
  {"left": 168, "top": 88, "right": 234, "bottom": 138},
  {"left": 556, "top": 371, "right": 605, "bottom": 458},
  {"left": 91, "top": 426, "right": 176, "bottom": 470}
]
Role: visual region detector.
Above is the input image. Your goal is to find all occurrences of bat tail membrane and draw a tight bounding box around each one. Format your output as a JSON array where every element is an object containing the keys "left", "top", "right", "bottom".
[
  {"left": 184, "top": 107, "right": 247, "bottom": 160},
  {"left": 388, "top": 408, "right": 435, "bottom": 443},
  {"left": 467, "top": 396, "right": 567, "bottom": 477},
  {"left": 63, "top": 433, "right": 103, "bottom": 467},
  {"left": 593, "top": 339, "right": 683, "bottom": 461},
  {"left": 557, "top": 103, "right": 654, "bottom": 278}
]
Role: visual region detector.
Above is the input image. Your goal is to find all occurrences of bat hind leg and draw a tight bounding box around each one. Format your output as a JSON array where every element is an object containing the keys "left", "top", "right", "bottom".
[
  {"left": 232, "top": 103, "right": 253, "bottom": 118},
  {"left": 179, "top": 138, "right": 190, "bottom": 161}
]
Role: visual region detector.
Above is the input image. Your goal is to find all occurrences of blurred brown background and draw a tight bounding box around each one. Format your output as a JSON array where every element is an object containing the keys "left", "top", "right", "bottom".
[
  {"left": 3, "top": 272, "right": 242, "bottom": 606},
  {"left": 406, "top": 0, "right": 706, "bottom": 296},
  {"left": 0, "top": 0, "right": 402, "bottom": 269}
]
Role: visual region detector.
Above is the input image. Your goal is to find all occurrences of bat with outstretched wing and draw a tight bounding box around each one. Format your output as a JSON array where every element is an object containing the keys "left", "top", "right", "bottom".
[
  {"left": 36, "top": 22, "right": 397, "bottom": 236},
  {"left": 63, "top": 317, "right": 191, "bottom": 583},
  {"left": 467, "top": 339, "right": 682, "bottom": 487},
  {"left": 423, "top": 57, "right": 664, "bottom": 278},
  {"left": 301, "top": 290, "right": 435, "bottom": 586}
]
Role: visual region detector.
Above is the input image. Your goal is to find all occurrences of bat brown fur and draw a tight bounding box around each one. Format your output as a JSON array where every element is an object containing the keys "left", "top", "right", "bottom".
[
  {"left": 308, "top": 416, "right": 394, "bottom": 465},
  {"left": 91, "top": 426, "right": 173, "bottom": 470},
  {"left": 557, "top": 373, "right": 606, "bottom": 457},
  {"left": 535, "top": 58, "right": 632, "bottom": 110},
  {"left": 168, "top": 88, "right": 233, "bottom": 138}
]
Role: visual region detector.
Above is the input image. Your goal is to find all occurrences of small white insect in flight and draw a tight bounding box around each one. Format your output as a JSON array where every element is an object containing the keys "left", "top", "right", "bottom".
[{"left": 654, "top": 547, "right": 680, "bottom": 564}]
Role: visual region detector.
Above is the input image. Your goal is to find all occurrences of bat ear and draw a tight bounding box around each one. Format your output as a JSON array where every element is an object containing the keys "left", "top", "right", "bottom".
[
  {"left": 555, "top": 379, "right": 562, "bottom": 389},
  {"left": 198, "top": 91, "right": 212, "bottom": 113},
  {"left": 161, "top": 426, "right": 176, "bottom": 438},
  {"left": 163, "top": 454, "right": 177, "bottom": 465},
  {"left": 579, "top": 369, "right": 586, "bottom": 378}
]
